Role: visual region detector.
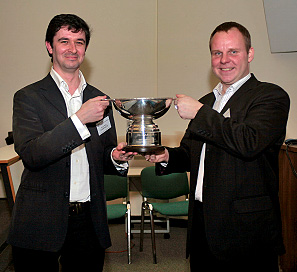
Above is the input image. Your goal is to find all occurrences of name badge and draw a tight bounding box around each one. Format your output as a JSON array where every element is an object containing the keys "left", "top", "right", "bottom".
[{"left": 97, "top": 116, "right": 111, "bottom": 136}]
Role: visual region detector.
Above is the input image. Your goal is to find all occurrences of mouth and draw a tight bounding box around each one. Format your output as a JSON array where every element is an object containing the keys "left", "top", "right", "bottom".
[
  {"left": 65, "top": 54, "right": 78, "bottom": 60},
  {"left": 220, "top": 68, "right": 234, "bottom": 71}
]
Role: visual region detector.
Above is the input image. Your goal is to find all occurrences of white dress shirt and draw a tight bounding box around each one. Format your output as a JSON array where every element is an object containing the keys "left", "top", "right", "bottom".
[
  {"left": 195, "top": 74, "right": 251, "bottom": 201},
  {"left": 50, "top": 68, "right": 127, "bottom": 202},
  {"left": 50, "top": 68, "right": 91, "bottom": 202}
]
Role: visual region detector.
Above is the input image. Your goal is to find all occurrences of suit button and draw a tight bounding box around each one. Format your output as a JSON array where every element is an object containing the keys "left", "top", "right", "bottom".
[
  {"left": 64, "top": 192, "right": 69, "bottom": 198},
  {"left": 66, "top": 162, "right": 70, "bottom": 167}
]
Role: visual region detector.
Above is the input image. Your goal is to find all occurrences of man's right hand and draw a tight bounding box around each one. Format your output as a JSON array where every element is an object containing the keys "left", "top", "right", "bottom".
[
  {"left": 144, "top": 148, "right": 169, "bottom": 163},
  {"left": 175, "top": 94, "right": 203, "bottom": 120},
  {"left": 76, "top": 96, "right": 109, "bottom": 124}
]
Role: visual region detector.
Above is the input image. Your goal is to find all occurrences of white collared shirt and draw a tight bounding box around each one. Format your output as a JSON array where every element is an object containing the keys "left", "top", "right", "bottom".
[
  {"left": 50, "top": 68, "right": 91, "bottom": 202},
  {"left": 195, "top": 74, "right": 251, "bottom": 201}
]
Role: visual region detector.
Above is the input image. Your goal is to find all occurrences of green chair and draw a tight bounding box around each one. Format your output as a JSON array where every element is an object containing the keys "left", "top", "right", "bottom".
[
  {"left": 104, "top": 175, "right": 131, "bottom": 264},
  {"left": 139, "top": 166, "right": 189, "bottom": 264}
]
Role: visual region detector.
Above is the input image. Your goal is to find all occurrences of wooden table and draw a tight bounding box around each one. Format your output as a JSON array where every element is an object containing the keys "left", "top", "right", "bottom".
[
  {"left": 279, "top": 144, "right": 297, "bottom": 272},
  {"left": 0, "top": 145, "right": 22, "bottom": 211}
]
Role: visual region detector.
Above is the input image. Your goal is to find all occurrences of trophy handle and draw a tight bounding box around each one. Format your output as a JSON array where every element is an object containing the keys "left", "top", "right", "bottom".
[
  {"left": 115, "top": 110, "right": 133, "bottom": 120},
  {"left": 153, "top": 106, "right": 170, "bottom": 120},
  {"left": 103, "top": 99, "right": 134, "bottom": 120}
]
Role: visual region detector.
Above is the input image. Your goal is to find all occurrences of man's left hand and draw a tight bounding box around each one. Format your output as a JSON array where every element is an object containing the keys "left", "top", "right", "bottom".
[{"left": 112, "top": 142, "right": 137, "bottom": 161}]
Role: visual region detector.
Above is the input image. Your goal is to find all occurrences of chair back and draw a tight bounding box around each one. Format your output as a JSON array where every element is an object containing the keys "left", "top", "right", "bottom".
[
  {"left": 104, "top": 175, "right": 128, "bottom": 201},
  {"left": 141, "top": 166, "right": 189, "bottom": 200}
]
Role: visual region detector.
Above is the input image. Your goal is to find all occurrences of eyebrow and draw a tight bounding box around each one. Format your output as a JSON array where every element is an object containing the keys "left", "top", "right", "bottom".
[
  {"left": 57, "top": 37, "right": 86, "bottom": 43},
  {"left": 211, "top": 48, "right": 240, "bottom": 53}
]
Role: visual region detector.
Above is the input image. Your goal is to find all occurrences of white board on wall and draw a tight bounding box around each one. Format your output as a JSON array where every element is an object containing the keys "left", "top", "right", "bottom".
[{"left": 263, "top": 0, "right": 297, "bottom": 53}]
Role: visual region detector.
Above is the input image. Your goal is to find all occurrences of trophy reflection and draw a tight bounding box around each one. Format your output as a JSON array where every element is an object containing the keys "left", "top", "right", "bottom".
[{"left": 110, "top": 98, "right": 174, "bottom": 154}]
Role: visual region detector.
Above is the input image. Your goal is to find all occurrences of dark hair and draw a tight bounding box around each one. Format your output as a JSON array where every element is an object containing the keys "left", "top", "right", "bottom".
[
  {"left": 45, "top": 14, "right": 91, "bottom": 58},
  {"left": 209, "top": 22, "right": 251, "bottom": 53}
]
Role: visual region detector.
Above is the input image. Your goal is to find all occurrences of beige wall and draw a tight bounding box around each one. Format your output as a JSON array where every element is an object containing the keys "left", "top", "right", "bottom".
[{"left": 0, "top": 0, "right": 296, "bottom": 148}]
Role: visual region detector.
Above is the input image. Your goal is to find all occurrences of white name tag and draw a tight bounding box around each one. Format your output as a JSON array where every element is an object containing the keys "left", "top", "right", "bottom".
[{"left": 97, "top": 116, "right": 111, "bottom": 136}]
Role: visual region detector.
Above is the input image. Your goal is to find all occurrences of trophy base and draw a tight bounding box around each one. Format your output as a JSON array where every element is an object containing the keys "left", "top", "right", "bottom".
[{"left": 123, "top": 145, "right": 165, "bottom": 155}]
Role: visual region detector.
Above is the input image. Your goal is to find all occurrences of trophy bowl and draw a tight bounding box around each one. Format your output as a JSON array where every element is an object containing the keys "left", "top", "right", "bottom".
[{"left": 107, "top": 97, "right": 174, "bottom": 154}]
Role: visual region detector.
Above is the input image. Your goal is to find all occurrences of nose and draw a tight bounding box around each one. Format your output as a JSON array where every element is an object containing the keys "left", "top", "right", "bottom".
[
  {"left": 220, "top": 53, "right": 230, "bottom": 64},
  {"left": 68, "top": 42, "right": 77, "bottom": 53}
]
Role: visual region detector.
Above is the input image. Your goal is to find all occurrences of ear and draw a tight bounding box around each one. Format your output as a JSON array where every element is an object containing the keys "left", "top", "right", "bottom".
[
  {"left": 248, "top": 47, "right": 254, "bottom": 63},
  {"left": 45, "top": 41, "right": 53, "bottom": 54}
]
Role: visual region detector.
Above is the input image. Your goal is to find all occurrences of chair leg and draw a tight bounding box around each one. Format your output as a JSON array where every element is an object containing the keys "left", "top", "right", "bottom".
[
  {"left": 164, "top": 216, "right": 170, "bottom": 239},
  {"left": 148, "top": 203, "right": 157, "bottom": 264},
  {"left": 126, "top": 202, "right": 132, "bottom": 264},
  {"left": 140, "top": 201, "right": 146, "bottom": 252}
]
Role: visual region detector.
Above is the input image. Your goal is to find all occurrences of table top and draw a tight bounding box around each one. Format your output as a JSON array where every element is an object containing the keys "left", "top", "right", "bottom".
[
  {"left": 128, "top": 166, "right": 143, "bottom": 177},
  {"left": 0, "top": 145, "right": 20, "bottom": 165}
]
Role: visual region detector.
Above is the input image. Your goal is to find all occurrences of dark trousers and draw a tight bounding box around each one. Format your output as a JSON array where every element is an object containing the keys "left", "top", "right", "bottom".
[
  {"left": 189, "top": 201, "right": 279, "bottom": 272},
  {"left": 12, "top": 203, "right": 105, "bottom": 272}
]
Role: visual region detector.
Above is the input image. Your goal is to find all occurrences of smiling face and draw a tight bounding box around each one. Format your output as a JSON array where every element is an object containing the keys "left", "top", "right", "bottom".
[
  {"left": 45, "top": 26, "right": 87, "bottom": 75},
  {"left": 210, "top": 27, "right": 254, "bottom": 93}
]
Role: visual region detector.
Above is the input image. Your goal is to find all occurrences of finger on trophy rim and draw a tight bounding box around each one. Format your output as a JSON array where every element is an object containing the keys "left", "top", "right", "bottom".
[{"left": 102, "top": 97, "right": 176, "bottom": 101}]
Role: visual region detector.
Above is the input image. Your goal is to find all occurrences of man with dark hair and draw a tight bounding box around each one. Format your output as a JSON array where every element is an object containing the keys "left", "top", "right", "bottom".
[
  {"left": 8, "top": 14, "right": 135, "bottom": 271},
  {"left": 145, "top": 21, "right": 290, "bottom": 271},
  {"left": 45, "top": 14, "right": 91, "bottom": 60}
]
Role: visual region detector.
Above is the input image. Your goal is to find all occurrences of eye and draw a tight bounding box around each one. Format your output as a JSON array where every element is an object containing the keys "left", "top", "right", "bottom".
[
  {"left": 212, "top": 51, "right": 222, "bottom": 56},
  {"left": 76, "top": 39, "right": 86, "bottom": 46}
]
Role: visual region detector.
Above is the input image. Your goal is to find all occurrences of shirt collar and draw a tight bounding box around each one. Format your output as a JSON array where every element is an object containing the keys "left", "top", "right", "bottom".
[
  {"left": 213, "top": 73, "right": 251, "bottom": 99},
  {"left": 50, "top": 67, "right": 87, "bottom": 95}
]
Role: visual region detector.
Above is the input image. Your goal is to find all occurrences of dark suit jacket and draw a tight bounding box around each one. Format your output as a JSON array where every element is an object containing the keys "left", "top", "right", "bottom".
[
  {"left": 8, "top": 74, "right": 123, "bottom": 252},
  {"left": 157, "top": 74, "right": 290, "bottom": 261}
]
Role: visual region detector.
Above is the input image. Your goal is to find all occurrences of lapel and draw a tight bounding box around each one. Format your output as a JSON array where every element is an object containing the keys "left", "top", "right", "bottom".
[
  {"left": 220, "top": 74, "right": 258, "bottom": 115},
  {"left": 39, "top": 74, "right": 68, "bottom": 118},
  {"left": 200, "top": 92, "right": 215, "bottom": 107},
  {"left": 83, "top": 84, "right": 101, "bottom": 103},
  {"left": 39, "top": 75, "right": 101, "bottom": 118},
  {"left": 186, "top": 94, "right": 216, "bottom": 183},
  {"left": 82, "top": 85, "right": 98, "bottom": 136}
]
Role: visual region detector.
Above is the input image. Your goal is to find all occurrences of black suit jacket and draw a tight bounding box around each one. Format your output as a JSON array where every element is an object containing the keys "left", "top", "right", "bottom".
[
  {"left": 8, "top": 74, "right": 122, "bottom": 252},
  {"left": 157, "top": 74, "right": 290, "bottom": 260}
]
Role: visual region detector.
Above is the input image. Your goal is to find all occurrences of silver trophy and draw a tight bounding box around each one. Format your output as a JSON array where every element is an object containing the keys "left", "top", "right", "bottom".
[{"left": 108, "top": 97, "right": 174, "bottom": 154}]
